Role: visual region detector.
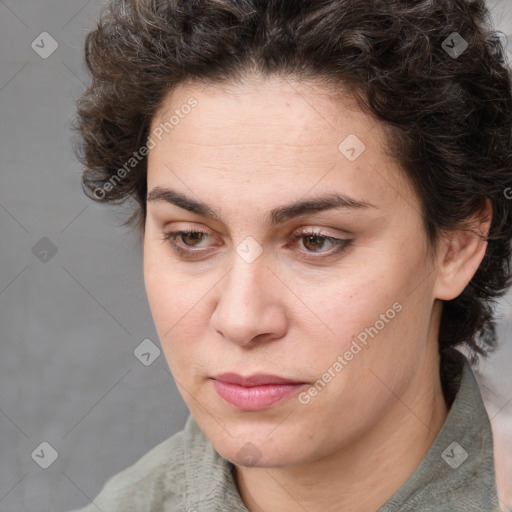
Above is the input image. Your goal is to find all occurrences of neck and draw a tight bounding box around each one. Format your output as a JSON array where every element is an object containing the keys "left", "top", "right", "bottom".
[{"left": 234, "top": 350, "right": 449, "bottom": 512}]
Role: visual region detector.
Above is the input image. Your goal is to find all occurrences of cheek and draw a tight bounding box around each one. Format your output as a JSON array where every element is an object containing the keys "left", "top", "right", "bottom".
[
  {"left": 300, "top": 267, "right": 420, "bottom": 389},
  {"left": 145, "top": 272, "right": 201, "bottom": 340},
  {"left": 143, "top": 247, "right": 213, "bottom": 369},
  {"left": 144, "top": 246, "right": 193, "bottom": 336},
  {"left": 320, "top": 282, "right": 432, "bottom": 417},
  {"left": 308, "top": 273, "right": 397, "bottom": 343}
]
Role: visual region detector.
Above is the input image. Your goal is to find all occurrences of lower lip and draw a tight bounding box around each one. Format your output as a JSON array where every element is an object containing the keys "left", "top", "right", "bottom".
[{"left": 212, "top": 380, "right": 306, "bottom": 411}]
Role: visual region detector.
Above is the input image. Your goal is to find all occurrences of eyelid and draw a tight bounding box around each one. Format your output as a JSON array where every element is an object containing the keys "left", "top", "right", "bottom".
[{"left": 291, "top": 225, "right": 352, "bottom": 239}]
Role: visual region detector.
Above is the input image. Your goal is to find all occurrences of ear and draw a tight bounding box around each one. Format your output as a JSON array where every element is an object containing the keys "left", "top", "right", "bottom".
[{"left": 433, "top": 199, "right": 492, "bottom": 301}]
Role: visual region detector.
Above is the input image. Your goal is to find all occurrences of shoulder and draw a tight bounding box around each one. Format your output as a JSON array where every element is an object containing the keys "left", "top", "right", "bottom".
[{"left": 70, "top": 422, "right": 188, "bottom": 512}]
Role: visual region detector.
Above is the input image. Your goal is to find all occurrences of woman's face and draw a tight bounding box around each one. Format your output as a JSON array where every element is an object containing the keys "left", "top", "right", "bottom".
[{"left": 144, "top": 75, "right": 441, "bottom": 467}]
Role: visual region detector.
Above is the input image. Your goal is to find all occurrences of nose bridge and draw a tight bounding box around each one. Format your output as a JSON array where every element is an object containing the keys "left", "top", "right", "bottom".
[
  {"left": 223, "top": 250, "right": 269, "bottom": 312},
  {"left": 219, "top": 230, "right": 268, "bottom": 295},
  {"left": 211, "top": 248, "right": 286, "bottom": 344}
]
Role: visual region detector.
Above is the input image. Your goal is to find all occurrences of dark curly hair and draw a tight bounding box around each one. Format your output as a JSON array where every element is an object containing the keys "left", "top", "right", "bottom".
[{"left": 72, "top": 0, "right": 512, "bottom": 403}]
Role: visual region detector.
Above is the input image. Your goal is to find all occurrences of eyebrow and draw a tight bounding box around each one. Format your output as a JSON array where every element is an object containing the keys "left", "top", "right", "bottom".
[{"left": 146, "top": 186, "right": 376, "bottom": 225}]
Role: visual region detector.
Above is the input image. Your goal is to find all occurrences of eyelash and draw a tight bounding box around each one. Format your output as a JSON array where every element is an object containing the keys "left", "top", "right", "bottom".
[{"left": 161, "top": 229, "right": 352, "bottom": 259}]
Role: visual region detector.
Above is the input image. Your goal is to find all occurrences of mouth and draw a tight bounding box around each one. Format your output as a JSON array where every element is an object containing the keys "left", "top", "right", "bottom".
[{"left": 210, "top": 373, "right": 308, "bottom": 411}]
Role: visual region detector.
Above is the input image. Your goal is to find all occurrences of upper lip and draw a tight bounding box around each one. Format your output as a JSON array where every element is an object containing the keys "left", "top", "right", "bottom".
[{"left": 212, "top": 373, "right": 305, "bottom": 386}]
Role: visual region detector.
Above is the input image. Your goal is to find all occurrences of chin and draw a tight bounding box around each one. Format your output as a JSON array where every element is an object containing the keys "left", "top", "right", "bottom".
[
  {"left": 220, "top": 443, "right": 297, "bottom": 468},
  {"left": 207, "top": 427, "right": 306, "bottom": 469}
]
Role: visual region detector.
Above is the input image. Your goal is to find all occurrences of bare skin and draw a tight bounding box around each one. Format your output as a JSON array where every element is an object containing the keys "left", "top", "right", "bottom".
[{"left": 143, "top": 74, "right": 491, "bottom": 512}]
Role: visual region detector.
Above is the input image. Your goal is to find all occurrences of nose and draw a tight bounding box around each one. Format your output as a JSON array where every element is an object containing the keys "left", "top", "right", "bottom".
[{"left": 210, "top": 254, "right": 288, "bottom": 347}]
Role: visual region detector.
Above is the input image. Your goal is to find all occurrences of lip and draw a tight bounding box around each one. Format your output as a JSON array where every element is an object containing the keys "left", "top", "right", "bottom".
[
  {"left": 211, "top": 373, "right": 307, "bottom": 411},
  {"left": 212, "top": 372, "right": 305, "bottom": 386}
]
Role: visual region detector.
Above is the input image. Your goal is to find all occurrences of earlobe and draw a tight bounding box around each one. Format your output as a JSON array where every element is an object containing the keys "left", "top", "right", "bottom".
[{"left": 433, "top": 199, "right": 492, "bottom": 301}]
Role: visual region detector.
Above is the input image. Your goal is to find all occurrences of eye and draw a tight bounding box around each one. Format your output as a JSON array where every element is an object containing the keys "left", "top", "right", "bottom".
[
  {"left": 290, "top": 230, "right": 352, "bottom": 256},
  {"left": 161, "top": 228, "right": 352, "bottom": 259},
  {"left": 161, "top": 229, "right": 214, "bottom": 257},
  {"left": 168, "top": 230, "right": 208, "bottom": 247}
]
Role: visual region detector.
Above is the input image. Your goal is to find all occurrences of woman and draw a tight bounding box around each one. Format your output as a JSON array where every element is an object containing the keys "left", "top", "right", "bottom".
[{"left": 70, "top": 0, "right": 512, "bottom": 510}]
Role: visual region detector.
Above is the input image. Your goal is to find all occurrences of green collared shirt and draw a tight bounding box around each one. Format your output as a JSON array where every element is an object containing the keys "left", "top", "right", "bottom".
[{"left": 71, "top": 351, "right": 504, "bottom": 511}]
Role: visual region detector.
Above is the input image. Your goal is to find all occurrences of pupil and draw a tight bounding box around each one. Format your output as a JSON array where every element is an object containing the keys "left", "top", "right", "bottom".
[
  {"left": 305, "top": 235, "right": 324, "bottom": 251},
  {"left": 183, "top": 232, "right": 203, "bottom": 246}
]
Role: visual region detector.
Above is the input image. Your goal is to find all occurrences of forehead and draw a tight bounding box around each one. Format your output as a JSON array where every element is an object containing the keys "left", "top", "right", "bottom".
[
  {"left": 150, "top": 74, "right": 377, "bottom": 146},
  {"left": 146, "top": 75, "right": 414, "bottom": 212}
]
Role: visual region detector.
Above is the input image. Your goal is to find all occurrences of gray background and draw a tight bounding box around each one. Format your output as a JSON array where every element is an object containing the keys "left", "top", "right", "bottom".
[{"left": 0, "top": 1, "right": 511, "bottom": 511}]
